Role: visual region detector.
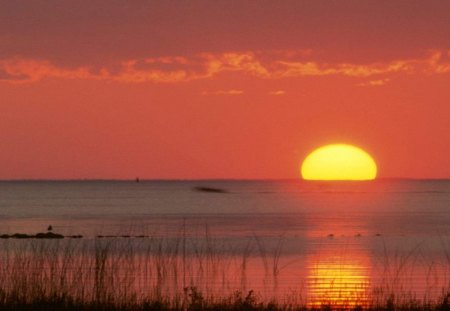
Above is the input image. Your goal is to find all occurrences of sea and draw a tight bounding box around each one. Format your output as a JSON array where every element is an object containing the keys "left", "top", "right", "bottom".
[{"left": 0, "top": 179, "right": 449, "bottom": 305}]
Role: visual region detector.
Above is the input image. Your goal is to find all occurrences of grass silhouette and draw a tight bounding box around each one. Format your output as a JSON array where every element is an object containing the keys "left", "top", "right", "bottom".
[{"left": 0, "top": 232, "right": 448, "bottom": 311}]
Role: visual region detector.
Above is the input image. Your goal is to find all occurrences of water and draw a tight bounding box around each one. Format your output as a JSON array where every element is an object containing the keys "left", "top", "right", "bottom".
[{"left": 0, "top": 180, "right": 449, "bottom": 305}]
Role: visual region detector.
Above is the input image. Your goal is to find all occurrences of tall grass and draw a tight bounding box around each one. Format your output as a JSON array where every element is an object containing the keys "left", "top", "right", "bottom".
[{"left": 0, "top": 232, "right": 448, "bottom": 311}]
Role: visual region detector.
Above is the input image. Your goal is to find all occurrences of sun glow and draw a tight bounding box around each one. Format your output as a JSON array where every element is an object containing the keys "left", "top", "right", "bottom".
[{"left": 301, "top": 144, "right": 377, "bottom": 180}]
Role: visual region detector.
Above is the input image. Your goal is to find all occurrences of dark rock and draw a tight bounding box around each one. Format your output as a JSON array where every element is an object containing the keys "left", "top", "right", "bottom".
[
  {"left": 193, "top": 186, "right": 227, "bottom": 193},
  {"left": 11, "top": 233, "right": 33, "bottom": 239},
  {"left": 68, "top": 235, "right": 83, "bottom": 239},
  {"left": 35, "top": 232, "right": 64, "bottom": 239}
]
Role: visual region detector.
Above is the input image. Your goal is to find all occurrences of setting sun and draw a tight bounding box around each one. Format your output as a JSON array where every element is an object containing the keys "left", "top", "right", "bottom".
[{"left": 301, "top": 144, "right": 377, "bottom": 180}]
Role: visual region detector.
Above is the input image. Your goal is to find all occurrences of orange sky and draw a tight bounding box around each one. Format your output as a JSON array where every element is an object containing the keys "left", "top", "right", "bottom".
[{"left": 1, "top": 1, "right": 449, "bottom": 179}]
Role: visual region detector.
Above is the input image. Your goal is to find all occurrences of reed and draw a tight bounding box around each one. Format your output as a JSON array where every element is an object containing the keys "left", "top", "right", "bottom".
[{"left": 0, "top": 232, "right": 448, "bottom": 311}]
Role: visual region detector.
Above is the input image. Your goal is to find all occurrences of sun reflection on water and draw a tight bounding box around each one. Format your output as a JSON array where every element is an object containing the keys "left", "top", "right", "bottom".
[{"left": 307, "top": 250, "right": 370, "bottom": 307}]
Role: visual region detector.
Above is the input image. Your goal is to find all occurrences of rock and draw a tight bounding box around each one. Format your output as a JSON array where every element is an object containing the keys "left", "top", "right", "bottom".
[
  {"left": 68, "top": 235, "right": 83, "bottom": 239},
  {"left": 35, "top": 232, "right": 64, "bottom": 239},
  {"left": 193, "top": 186, "right": 227, "bottom": 193},
  {"left": 11, "top": 233, "right": 32, "bottom": 239}
]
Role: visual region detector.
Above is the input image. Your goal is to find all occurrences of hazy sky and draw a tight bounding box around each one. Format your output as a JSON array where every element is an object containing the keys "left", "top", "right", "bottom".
[{"left": 1, "top": 1, "right": 449, "bottom": 179}]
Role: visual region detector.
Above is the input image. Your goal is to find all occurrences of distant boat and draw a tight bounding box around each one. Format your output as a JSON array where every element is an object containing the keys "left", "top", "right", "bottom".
[{"left": 193, "top": 186, "right": 227, "bottom": 193}]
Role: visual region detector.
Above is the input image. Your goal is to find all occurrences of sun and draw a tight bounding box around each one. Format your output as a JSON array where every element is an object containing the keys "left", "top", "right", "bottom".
[{"left": 301, "top": 144, "right": 377, "bottom": 180}]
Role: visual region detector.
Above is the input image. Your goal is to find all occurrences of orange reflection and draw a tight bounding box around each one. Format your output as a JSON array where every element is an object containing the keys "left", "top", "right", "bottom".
[{"left": 307, "top": 249, "right": 370, "bottom": 307}]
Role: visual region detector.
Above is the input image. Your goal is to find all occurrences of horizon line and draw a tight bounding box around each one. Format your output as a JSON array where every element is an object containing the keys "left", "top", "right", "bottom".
[{"left": 0, "top": 177, "right": 449, "bottom": 182}]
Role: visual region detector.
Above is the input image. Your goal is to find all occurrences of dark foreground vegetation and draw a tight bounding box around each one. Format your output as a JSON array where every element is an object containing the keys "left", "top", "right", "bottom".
[
  {"left": 0, "top": 292, "right": 448, "bottom": 311},
  {"left": 0, "top": 235, "right": 448, "bottom": 311}
]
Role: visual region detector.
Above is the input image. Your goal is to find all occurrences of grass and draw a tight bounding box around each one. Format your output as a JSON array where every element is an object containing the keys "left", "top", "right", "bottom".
[{"left": 0, "top": 232, "right": 448, "bottom": 311}]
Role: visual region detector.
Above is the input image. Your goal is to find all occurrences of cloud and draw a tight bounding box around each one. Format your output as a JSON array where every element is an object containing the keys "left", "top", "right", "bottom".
[
  {"left": 425, "top": 51, "right": 450, "bottom": 74},
  {"left": 201, "top": 90, "right": 244, "bottom": 96},
  {"left": 274, "top": 60, "right": 413, "bottom": 78},
  {"left": 357, "top": 78, "right": 390, "bottom": 87},
  {"left": 0, "top": 68, "right": 28, "bottom": 81},
  {"left": 1, "top": 50, "right": 449, "bottom": 84},
  {"left": 269, "top": 90, "right": 286, "bottom": 95},
  {"left": 0, "top": 58, "right": 92, "bottom": 83}
]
